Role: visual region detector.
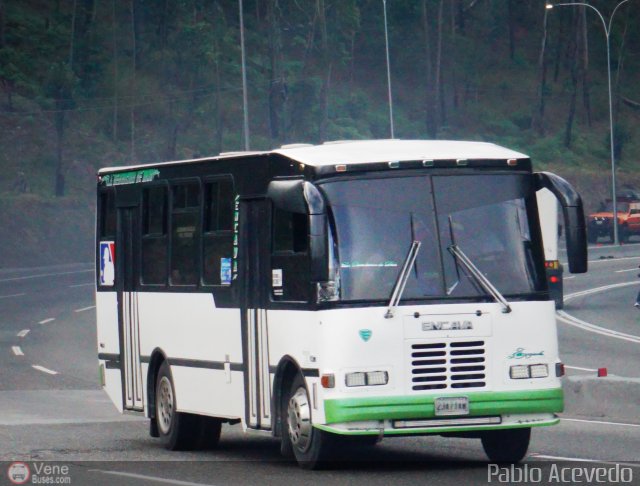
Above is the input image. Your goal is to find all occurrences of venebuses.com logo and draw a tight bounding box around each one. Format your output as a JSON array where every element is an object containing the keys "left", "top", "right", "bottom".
[
  {"left": 7, "top": 462, "right": 30, "bottom": 485},
  {"left": 6, "top": 462, "right": 71, "bottom": 484}
]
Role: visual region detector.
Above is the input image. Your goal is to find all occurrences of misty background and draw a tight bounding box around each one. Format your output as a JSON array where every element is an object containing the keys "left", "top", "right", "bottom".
[{"left": 1, "top": 0, "right": 640, "bottom": 267}]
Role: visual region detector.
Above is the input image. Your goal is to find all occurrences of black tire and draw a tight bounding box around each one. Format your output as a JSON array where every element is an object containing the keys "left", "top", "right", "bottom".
[
  {"left": 195, "top": 416, "right": 222, "bottom": 450},
  {"left": 284, "top": 373, "right": 334, "bottom": 469},
  {"left": 481, "top": 427, "right": 531, "bottom": 463},
  {"left": 155, "top": 361, "right": 199, "bottom": 450}
]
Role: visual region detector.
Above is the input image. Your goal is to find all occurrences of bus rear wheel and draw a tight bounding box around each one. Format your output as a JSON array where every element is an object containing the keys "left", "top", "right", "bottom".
[
  {"left": 284, "top": 374, "right": 333, "bottom": 469},
  {"left": 155, "top": 361, "right": 201, "bottom": 450},
  {"left": 481, "top": 427, "right": 531, "bottom": 463}
]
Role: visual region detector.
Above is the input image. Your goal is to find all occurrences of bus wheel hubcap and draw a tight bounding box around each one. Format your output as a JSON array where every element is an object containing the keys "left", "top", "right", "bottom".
[
  {"left": 288, "top": 387, "right": 312, "bottom": 453},
  {"left": 157, "top": 376, "right": 174, "bottom": 435}
]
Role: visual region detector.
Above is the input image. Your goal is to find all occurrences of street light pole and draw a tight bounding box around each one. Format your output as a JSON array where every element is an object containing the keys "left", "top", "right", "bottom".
[
  {"left": 546, "top": 1, "right": 630, "bottom": 245},
  {"left": 239, "top": 0, "right": 250, "bottom": 151},
  {"left": 382, "top": 0, "right": 395, "bottom": 139}
]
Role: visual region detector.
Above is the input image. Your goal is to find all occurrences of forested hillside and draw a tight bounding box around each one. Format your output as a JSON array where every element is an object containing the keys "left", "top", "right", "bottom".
[{"left": 1, "top": 0, "right": 640, "bottom": 265}]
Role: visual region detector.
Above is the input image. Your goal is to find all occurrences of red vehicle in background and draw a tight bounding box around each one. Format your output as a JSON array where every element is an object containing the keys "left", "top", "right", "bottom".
[{"left": 587, "top": 196, "right": 640, "bottom": 244}]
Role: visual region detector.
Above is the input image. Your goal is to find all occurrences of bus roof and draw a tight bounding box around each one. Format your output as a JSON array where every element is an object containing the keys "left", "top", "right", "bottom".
[
  {"left": 274, "top": 140, "right": 528, "bottom": 165},
  {"left": 98, "top": 140, "right": 529, "bottom": 174}
]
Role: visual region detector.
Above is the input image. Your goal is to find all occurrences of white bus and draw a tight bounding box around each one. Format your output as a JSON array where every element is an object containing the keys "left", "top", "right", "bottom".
[{"left": 95, "top": 140, "right": 587, "bottom": 468}]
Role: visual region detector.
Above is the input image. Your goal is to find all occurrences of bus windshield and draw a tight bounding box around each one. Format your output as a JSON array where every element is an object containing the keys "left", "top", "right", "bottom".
[{"left": 320, "top": 174, "right": 543, "bottom": 303}]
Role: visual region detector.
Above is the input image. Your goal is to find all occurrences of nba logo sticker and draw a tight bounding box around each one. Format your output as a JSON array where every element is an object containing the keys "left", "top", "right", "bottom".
[{"left": 100, "top": 241, "right": 115, "bottom": 286}]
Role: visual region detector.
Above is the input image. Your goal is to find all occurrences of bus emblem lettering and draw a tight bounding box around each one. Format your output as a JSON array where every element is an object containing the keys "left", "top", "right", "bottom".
[
  {"left": 508, "top": 348, "right": 545, "bottom": 359},
  {"left": 422, "top": 320, "right": 473, "bottom": 331},
  {"left": 359, "top": 329, "right": 372, "bottom": 342}
]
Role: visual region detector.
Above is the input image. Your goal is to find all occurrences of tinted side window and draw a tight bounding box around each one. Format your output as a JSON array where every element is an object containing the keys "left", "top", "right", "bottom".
[
  {"left": 273, "top": 209, "right": 308, "bottom": 253},
  {"left": 272, "top": 207, "right": 309, "bottom": 301},
  {"left": 203, "top": 178, "right": 235, "bottom": 286},
  {"left": 171, "top": 182, "right": 200, "bottom": 286},
  {"left": 141, "top": 186, "right": 168, "bottom": 285},
  {"left": 143, "top": 186, "right": 167, "bottom": 235},
  {"left": 100, "top": 190, "right": 116, "bottom": 238}
]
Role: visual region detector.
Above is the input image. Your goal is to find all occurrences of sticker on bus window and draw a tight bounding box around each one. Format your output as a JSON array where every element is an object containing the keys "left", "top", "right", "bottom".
[
  {"left": 272, "top": 269, "right": 283, "bottom": 288},
  {"left": 99, "top": 241, "right": 115, "bottom": 286},
  {"left": 220, "top": 258, "right": 232, "bottom": 285}
]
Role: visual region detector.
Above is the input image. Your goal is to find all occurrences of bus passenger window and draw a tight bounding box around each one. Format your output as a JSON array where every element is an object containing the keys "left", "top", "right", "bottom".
[
  {"left": 170, "top": 183, "right": 200, "bottom": 286},
  {"left": 141, "top": 186, "right": 168, "bottom": 285},
  {"left": 272, "top": 208, "right": 310, "bottom": 301},
  {"left": 99, "top": 190, "right": 116, "bottom": 238},
  {"left": 203, "top": 178, "right": 234, "bottom": 286}
]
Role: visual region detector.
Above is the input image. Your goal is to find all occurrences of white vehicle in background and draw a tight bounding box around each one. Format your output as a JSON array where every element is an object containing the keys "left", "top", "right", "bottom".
[
  {"left": 95, "top": 140, "right": 587, "bottom": 469},
  {"left": 537, "top": 188, "right": 563, "bottom": 309}
]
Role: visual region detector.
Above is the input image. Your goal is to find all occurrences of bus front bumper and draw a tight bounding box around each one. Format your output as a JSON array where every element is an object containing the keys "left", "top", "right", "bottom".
[{"left": 317, "top": 388, "right": 563, "bottom": 436}]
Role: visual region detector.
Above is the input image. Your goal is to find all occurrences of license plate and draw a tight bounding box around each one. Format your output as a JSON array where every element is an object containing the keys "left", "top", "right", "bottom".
[
  {"left": 596, "top": 221, "right": 603, "bottom": 225},
  {"left": 434, "top": 397, "right": 469, "bottom": 416}
]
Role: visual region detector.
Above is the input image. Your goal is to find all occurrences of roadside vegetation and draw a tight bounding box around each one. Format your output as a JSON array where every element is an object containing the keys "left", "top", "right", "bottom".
[{"left": 1, "top": 0, "right": 639, "bottom": 265}]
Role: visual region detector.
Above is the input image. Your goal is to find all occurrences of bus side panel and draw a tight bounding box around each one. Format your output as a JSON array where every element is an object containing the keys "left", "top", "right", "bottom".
[
  {"left": 170, "top": 367, "right": 245, "bottom": 418},
  {"left": 267, "top": 310, "right": 324, "bottom": 421},
  {"left": 96, "top": 291, "right": 123, "bottom": 412},
  {"left": 137, "top": 292, "right": 245, "bottom": 419}
]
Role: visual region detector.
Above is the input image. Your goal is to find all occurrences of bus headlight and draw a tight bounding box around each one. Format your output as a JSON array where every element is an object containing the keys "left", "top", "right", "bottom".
[
  {"left": 345, "top": 371, "right": 389, "bottom": 387},
  {"left": 509, "top": 365, "right": 530, "bottom": 379},
  {"left": 366, "top": 371, "right": 389, "bottom": 386},
  {"left": 345, "top": 372, "right": 367, "bottom": 387},
  {"left": 529, "top": 364, "right": 549, "bottom": 378},
  {"left": 509, "top": 364, "right": 549, "bottom": 379}
]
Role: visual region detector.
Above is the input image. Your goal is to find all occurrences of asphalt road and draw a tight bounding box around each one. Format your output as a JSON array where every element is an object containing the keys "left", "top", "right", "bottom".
[
  {"left": 0, "top": 257, "right": 639, "bottom": 486},
  {"left": 558, "top": 244, "right": 640, "bottom": 378}
]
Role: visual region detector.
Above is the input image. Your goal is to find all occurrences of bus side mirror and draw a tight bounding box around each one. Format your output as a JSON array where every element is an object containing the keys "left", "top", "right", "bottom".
[
  {"left": 535, "top": 172, "right": 587, "bottom": 274},
  {"left": 267, "top": 180, "right": 330, "bottom": 282},
  {"left": 309, "top": 214, "right": 329, "bottom": 282}
]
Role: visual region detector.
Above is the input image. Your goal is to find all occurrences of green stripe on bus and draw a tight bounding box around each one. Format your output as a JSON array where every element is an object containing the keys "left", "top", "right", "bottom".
[{"left": 324, "top": 388, "right": 563, "bottom": 424}]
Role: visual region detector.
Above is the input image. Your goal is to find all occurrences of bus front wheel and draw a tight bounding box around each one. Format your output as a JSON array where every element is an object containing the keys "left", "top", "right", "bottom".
[
  {"left": 284, "top": 374, "right": 333, "bottom": 469},
  {"left": 481, "top": 427, "right": 530, "bottom": 463}
]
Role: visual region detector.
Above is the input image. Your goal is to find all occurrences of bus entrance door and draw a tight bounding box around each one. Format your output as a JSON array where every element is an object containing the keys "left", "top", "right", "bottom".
[
  {"left": 239, "top": 199, "right": 272, "bottom": 430},
  {"left": 116, "top": 202, "right": 144, "bottom": 412}
]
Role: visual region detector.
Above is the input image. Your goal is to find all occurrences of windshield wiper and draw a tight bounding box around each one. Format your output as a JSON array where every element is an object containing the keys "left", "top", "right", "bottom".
[
  {"left": 448, "top": 244, "right": 512, "bottom": 314},
  {"left": 384, "top": 240, "right": 421, "bottom": 319}
]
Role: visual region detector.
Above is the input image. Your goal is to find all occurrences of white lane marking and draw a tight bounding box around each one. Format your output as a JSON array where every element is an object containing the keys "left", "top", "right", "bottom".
[
  {"left": 69, "top": 283, "right": 94, "bottom": 288},
  {"left": 531, "top": 454, "right": 640, "bottom": 469},
  {"left": 615, "top": 267, "right": 639, "bottom": 273},
  {"left": 561, "top": 417, "right": 640, "bottom": 429},
  {"left": 17, "top": 329, "right": 30, "bottom": 338},
  {"left": 565, "top": 365, "right": 597, "bottom": 372},
  {"left": 0, "top": 293, "right": 26, "bottom": 299},
  {"left": 32, "top": 365, "right": 58, "bottom": 375},
  {"left": 557, "top": 311, "right": 640, "bottom": 344},
  {"left": 587, "top": 255, "right": 640, "bottom": 264},
  {"left": 11, "top": 346, "right": 24, "bottom": 356},
  {"left": 0, "top": 269, "right": 93, "bottom": 283},
  {"left": 563, "top": 280, "right": 637, "bottom": 302},
  {"left": 74, "top": 305, "right": 95, "bottom": 313},
  {"left": 38, "top": 318, "right": 55, "bottom": 325},
  {"left": 89, "top": 469, "right": 217, "bottom": 486},
  {"left": 563, "top": 276, "right": 576, "bottom": 280}
]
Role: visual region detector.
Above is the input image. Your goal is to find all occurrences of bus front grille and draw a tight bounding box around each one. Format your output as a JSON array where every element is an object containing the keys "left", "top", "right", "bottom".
[{"left": 410, "top": 341, "right": 486, "bottom": 391}]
